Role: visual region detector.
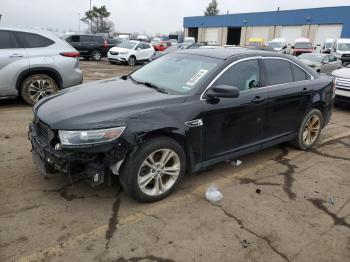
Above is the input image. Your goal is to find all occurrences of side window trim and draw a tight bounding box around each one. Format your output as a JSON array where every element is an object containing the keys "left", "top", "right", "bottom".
[{"left": 200, "top": 56, "right": 314, "bottom": 100}]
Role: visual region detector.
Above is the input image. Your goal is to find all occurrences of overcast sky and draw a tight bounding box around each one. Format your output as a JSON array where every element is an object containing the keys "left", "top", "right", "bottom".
[{"left": 1, "top": 0, "right": 350, "bottom": 35}]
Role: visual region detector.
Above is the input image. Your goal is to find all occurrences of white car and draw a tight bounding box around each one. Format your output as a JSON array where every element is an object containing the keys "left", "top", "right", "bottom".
[
  {"left": 107, "top": 41, "right": 155, "bottom": 66},
  {"left": 332, "top": 67, "right": 350, "bottom": 103}
]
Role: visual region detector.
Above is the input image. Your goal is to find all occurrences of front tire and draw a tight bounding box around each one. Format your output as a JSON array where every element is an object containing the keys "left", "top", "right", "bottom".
[
  {"left": 20, "top": 74, "right": 59, "bottom": 106},
  {"left": 119, "top": 137, "right": 186, "bottom": 202},
  {"left": 127, "top": 56, "right": 136, "bottom": 66},
  {"left": 292, "top": 109, "right": 323, "bottom": 150}
]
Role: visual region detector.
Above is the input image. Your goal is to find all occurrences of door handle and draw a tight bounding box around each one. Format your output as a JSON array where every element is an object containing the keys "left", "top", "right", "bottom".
[
  {"left": 9, "top": 54, "right": 23, "bottom": 58},
  {"left": 251, "top": 96, "right": 265, "bottom": 103}
]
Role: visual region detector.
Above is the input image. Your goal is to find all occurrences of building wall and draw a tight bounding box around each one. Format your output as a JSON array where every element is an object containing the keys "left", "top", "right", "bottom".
[{"left": 184, "top": 6, "right": 350, "bottom": 38}]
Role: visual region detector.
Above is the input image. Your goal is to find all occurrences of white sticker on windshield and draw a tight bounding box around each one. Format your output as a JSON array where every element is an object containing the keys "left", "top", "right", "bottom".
[{"left": 186, "top": 69, "right": 208, "bottom": 86}]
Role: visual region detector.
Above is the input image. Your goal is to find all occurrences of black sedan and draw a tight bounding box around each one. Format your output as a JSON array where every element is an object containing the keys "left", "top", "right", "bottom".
[{"left": 29, "top": 48, "right": 335, "bottom": 202}]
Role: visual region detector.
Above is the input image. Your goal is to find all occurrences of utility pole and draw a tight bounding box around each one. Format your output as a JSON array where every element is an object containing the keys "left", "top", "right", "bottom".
[
  {"left": 78, "top": 13, "right": 81, "bottom": 32},
  {"left": 90, "top": 0, "right": 92, "bottom": 33}
]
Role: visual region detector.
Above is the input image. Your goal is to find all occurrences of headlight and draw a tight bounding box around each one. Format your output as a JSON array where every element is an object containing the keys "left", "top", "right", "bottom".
[
  {"left": 120, "top": 51, "right": 129, "bottom": 55},
  {"left": 58, "top": 126, "right": 126, "bottom": 146}
]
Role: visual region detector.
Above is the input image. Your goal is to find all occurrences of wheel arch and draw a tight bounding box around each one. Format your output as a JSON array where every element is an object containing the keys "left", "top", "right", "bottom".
[
  {"left": 16, "top": 67, "right": 63, "bottom": 93},
  {"left": 311, "top": 101, "right": 327, "bottom": 127},
  {"left": 131, "top": 128, "right": 194, "bottom": 174}
]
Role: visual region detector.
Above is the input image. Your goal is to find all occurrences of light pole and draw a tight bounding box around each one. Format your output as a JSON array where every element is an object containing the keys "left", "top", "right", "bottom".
[
  {"left": 0, "top": 14, "right": 2, "bottom": 22},
  {"left": 78, "top": 13, "right": 81, "bottom": 32}
]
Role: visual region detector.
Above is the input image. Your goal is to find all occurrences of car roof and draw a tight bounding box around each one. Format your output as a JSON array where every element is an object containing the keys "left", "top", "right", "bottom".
[
  {"left": 177, "top": 47, "right": 279, "bottom": 60},
  {"left": 337, "top": 38, "right": 350, "bottom": 43}
]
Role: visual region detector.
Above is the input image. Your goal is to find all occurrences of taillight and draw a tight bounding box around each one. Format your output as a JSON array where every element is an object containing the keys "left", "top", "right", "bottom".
[
  {"left": 104, "top": 40, "right": 108, "bottom": 49},
  {"left": 60, "top": 52, "right": 80, "bottom": 58}
]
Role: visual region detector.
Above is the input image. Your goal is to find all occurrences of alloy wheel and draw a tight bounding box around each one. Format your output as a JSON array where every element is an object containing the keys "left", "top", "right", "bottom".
[
  {"left": 137, "top": 149, "right": 181, "bottom": 196},
  {"left": 27, "top": 77, "right": 56, "bottom": 103},
  {"left": 128, "top": 57, "right": 136, "bottom": 66},
  {"left": 302, "top": 115, "right": 321, "bottom": 146},
  {"left": 92, "top": 51, "right": 101, "bottom": 61}
]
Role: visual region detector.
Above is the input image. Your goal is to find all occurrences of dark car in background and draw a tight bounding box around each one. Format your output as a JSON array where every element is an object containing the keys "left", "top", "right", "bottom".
[
  {"left": 29, "top": 49, "right": 334, "bottom": 202},
  {"left": 63, "top": 34, "right": 110, "bottom": 61}
]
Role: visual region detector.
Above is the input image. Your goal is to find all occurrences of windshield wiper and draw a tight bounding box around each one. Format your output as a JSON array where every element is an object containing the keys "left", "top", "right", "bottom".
[{"left": 128, "top": 76, "right": 168, "bottom": 94}]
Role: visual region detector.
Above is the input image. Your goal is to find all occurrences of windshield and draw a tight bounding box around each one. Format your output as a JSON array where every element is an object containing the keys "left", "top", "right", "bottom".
[
  {"left": 337, "top": 43, "right": 350, "bottom": 52},
  {"left": 299, "top": 54, "right": 323, "bottom": 63},
  {"left": 295, "top": 43, "right": 312, "bottom": 49},
  {"left": 324, "top": 42, "right": 333, "bottom": 49},
  {"left": 130, "top": 53, "right": 220, "bottom": 94},
  {"left": 117, "top": 41, "right": 137, "bottom": 49},
  {"left": 268, "top": 42, "right": 283, "bottom": 49}
]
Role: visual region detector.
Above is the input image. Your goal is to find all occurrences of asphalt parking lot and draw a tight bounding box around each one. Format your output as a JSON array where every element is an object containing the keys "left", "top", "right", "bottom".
[{"left": 1, "top": 59, "right": 350, "bottom": 262}]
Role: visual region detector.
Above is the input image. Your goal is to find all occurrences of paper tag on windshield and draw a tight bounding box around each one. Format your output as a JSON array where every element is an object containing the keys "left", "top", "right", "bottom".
[{"left": 186, "top": 69, "right": 208, "bottom": 86}]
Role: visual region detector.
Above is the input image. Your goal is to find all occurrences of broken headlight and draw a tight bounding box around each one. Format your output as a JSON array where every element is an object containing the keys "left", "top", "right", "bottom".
[{"left": 58, "top": 126, "right": 126, "bottom": 146}]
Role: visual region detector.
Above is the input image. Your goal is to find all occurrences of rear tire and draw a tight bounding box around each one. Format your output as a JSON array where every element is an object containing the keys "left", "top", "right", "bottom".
[
  {"left": 119, "top": 136, "right": 186, "bottom": 202},
  {"left": 292, "top": 109, "right": 323, "bottom": 150},
  {"left": 20, "top": 74, "right": 59, "bottom": 106},
  {"left": 91, "top": 50, "right": 102, "bottom": 61}
]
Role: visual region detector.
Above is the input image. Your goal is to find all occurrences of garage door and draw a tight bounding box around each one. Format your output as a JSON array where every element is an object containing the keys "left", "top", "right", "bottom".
[
  {"left": 250, "top": 26, "right": 269, "bottom": 42},
  {"left": 281, "top": 26, "right": 302, "bottom": 45},
  {"left": 205, "top": 28, "right": 219, "bottom": 44},
  {"left": 314, "top": 24, "right": 343, "bottom": 46}
]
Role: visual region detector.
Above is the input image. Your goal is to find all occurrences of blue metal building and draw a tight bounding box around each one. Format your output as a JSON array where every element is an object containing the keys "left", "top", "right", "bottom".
[{"left": 183, "top": 6, "right": 350, "bottom": 46}]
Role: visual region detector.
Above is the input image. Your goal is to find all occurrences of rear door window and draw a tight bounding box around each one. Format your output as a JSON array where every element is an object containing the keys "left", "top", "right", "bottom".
[
  {"left": 214, "top": 59, "right": 260, "bottom": 91},
  {"left": 291, "top": 64, "right": 311, "bottom": 81},
  {"left": 16, "top": 32, "right": 54, "bottom": 48},
  {"left": 264, "top": 59, "right": 293, "bottom": 85},
  {"left": 80, "top": 35, "right": 91, "bottom": 42},
  {"left": 0, "top": 30, "right": 19, "bottom": 49}
]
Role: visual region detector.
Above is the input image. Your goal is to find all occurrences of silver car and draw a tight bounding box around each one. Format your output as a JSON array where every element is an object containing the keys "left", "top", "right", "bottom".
[
  {"left": 0, "top": 26, "right": 83, "bottom": 105},
  {"left": 299, "top": 53, "right": 342, "bottom": 75}
]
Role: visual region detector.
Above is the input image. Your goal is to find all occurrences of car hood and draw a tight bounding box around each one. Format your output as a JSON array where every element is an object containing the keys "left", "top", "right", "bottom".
[
  {"left": 332, "top": 68, "right": 350, "bottom": 78},
  {"left": 109, "top": 46, "right": 133, "bottom": 53},
  {"left": 35, "top": 78, "right": 188, "bottom": 130},
  {"left": 300, "top": 59, "right": 321, "bottom": 67}
]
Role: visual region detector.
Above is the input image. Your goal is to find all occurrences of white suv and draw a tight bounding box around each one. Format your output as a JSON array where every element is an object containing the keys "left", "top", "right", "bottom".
[
  {"left": 107, "top": 40, "right": 155, "bottom": 66},
  {"left": 0, "top": 26, "right": 83, "bottom": 105}
]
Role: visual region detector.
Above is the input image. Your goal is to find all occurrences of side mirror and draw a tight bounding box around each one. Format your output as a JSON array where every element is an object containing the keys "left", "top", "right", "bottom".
[
  {"left": 137, "top": 47, "right": 141, "bottom": 51},
  {"left": 322, "top": 60, "right": 329, "bottom": 64},
  {"left": 283, "top": 46, "right": 287, "bottom": 49},
  {"left": 205, "top": 85, "right": 240, "bottom": 99}
]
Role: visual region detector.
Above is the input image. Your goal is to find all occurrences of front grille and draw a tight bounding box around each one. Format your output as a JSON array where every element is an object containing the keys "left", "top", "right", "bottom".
[
  {"left": 341, "top": 54, "right": 350, "bottom": 58},
  {"left": 36, "top": 121, "right": 50, "bottom": 143},
  {"left": 335, "top": 77, "right": 350, "bottom": 91},
  {"left": 109, "top": 51, "right": 119, "bottom": 55}
]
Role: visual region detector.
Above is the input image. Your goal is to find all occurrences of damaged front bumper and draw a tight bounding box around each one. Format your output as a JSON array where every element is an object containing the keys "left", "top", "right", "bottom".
[{"left": 29, "top": 122, "right": 130, "bottom": 186}]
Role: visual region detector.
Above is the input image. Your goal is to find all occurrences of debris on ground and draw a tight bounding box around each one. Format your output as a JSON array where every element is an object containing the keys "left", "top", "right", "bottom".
[
  {"left": 226, "top": 159, "right": 242, "bottom": 166},
  {"left": 205, "top": 185, "right": 223, "bottom": 203},
  {"left": 256, "top": 189, "right": 261, "bottom": 194},
  {"left": 240, "top": 239, "right": 250, "bottom": 248},
  {"left": 329, "top": 196, "right": 336, "bottom": 205}
]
